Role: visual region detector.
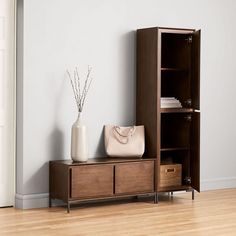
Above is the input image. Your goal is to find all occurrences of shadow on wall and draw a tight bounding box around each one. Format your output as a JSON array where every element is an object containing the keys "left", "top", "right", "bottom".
[
  {"left": 22, "top": 131, "right": 64, "bottom": 194},
  {"left": 94, "top": 30, "right": 136, "bottom": 157},
  {"left": 95, "top": 126, "right": 106, "bottom": 157},
  {"left": 23, "top": 31, "right": 137, "bottom": 193},
  {"left": 23, "top": 74, "right": 67, "bottom": 194},
  {"left": 24, "top": 162, "right": 48, "bottom": 194},
  {"left": 48, "top": 74, "right": 67, "bottom": 161},
  {"left": 48, "top": 70, "right": 72, "bottom": 161},
  {"left": 120, "top": 30, "right": 136, "bottom": 125},
  {"left": 49, "top": 127, "right": 64, "bottom": 160}
]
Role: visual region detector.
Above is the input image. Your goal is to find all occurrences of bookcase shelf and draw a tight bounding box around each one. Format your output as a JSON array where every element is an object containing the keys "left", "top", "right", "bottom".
[
  {"left": 137, "top": 27, "right": 200, "bottom": 198},
  {"left": 158, "top": 185, "right": 191, "bottom": 192},
  {"left": 160, "top": 147, "right": 189, "bottom": 152},
  {"left": 160, "top": 108, "right": 194, "bottom": 113},
  {"left": 161, "top": 67, "right": 187, "bottom": 72}
]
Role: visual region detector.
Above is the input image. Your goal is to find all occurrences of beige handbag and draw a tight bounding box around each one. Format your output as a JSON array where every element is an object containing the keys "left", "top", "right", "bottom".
[{"left": 104, "top": 125, "right": 145, "bottom": 157}]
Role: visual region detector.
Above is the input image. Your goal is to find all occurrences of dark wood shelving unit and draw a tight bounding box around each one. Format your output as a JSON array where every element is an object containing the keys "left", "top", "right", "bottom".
[{"left": 137, "top": 27, "right": 200, "bottom": 202}]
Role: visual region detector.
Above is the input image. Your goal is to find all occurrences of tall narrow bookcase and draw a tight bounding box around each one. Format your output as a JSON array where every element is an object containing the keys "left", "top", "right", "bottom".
[{"left": 136, "top": 27, "right": 200, "bottom": 201}]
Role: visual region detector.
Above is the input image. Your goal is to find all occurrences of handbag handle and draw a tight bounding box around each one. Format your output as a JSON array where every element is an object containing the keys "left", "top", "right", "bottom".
[{"left": 113, "top": 126, "right": 136, "bottom": 144}]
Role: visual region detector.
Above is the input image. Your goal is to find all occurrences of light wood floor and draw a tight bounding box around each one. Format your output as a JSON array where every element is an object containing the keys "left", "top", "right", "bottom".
[{"left": 0, "top": 189, "right": 236, "bottom": 236}]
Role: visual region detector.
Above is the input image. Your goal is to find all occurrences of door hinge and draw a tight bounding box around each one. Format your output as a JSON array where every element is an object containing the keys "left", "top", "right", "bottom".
[
  {"left": 184, "top": 115, "right": 192, "bottom": 122},
  {"left": 185, "top": 99, "right": 192, "bottom": 107},
  {"left": 185, "top": 36, "right": 193, "bottom": 43}
]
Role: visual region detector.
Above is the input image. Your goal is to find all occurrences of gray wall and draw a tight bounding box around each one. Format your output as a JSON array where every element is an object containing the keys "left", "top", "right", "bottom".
[{"left": 16, "top": 0, "right": 236, "bottom": 208}]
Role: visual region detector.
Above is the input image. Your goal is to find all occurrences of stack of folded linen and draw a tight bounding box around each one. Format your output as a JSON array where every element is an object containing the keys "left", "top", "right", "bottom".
[{"left": 161, "top": 97, "right": 182, "bottom": 108}]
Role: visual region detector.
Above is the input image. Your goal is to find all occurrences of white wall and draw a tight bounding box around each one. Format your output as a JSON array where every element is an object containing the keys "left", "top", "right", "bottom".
[{"left": 16, "top": 0, "right": 236, "bottom": 208}]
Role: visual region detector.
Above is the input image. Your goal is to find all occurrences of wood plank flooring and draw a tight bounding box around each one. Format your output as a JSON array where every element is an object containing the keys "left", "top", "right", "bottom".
[{"left": 0, "top": 189, "right": 236, "bottom": 235}]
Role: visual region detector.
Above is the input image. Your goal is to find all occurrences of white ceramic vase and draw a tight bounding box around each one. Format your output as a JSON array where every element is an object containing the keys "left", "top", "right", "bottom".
[{"left": 71, "top": 113, "right": 88, "bottom": 162}]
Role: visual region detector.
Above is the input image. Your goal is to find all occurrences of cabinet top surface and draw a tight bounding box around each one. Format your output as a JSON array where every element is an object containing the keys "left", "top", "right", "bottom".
[
  {"left": 137, "top": 26, "right": 195, "bottom": 33},
  {"left": 50, "top": 157, "right": 156, "bottom": 166}
]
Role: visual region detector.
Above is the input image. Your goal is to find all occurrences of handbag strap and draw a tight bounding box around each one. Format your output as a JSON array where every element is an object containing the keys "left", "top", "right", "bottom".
[{"left": 112, "top": 126, "right": 136, "bottom": 144}]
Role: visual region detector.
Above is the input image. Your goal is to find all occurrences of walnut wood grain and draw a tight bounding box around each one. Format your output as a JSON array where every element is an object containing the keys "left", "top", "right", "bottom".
[
  {"left": 160, "top": 108, "right": 194, "bottom": 113},
  {"left": 115, "top": 161, "right": 154, "bottom": 195},
  {"left": 136, "top": 28, "right": 158, "bottom": 158},
  {"left": 49, "top": 162, "right": 69, "bottom": 202},
  {"left": 71, "top": 165, "right": 114, "bottom": 199},
  {"left": 192, "top": 30, "right": 201, "bottom": 110},
  {"left": 190, "top": 112, "right": 200, "bottom": 192}
]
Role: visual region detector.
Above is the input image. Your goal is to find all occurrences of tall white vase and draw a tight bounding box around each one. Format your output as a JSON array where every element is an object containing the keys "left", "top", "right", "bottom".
[{"left": 71, "top": 113, "right": 88, "bottom": 162}]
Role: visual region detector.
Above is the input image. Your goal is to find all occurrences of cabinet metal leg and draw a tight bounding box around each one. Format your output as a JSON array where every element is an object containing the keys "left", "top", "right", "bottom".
[
  {"left": 67, "top": 202, "right": 70, "bottom": 213},
  {"left": 49, "top": 197, "right": 52, "bottom": 208},
  {"left": 154, "top": 193, "right": 158, "bottom": 204},
  {"left": 171, "top": 191, "right": 173, "bottom": 196},
  {"left": 192, "top": 189, "right": 194, "bottom": 200}
]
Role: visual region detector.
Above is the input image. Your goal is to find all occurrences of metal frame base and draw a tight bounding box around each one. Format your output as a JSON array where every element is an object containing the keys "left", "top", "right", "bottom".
[{"left": 50, "top": 190, "right": 194, "bottom": 213}]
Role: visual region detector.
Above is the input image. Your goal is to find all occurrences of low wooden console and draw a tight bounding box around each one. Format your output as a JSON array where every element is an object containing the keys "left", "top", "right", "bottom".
[{"left": 49, "top": 158, "right": 155, "bottom": 212}]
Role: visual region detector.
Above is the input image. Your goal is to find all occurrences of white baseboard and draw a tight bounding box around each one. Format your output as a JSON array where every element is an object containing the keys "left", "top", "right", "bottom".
[
  {"left": 15, "top": 177, "right": 236, "bottom": 209},
  {"left": 15, "top": 193, "right": 49, "bottom": 209},
  {"left": 200, "top": 177, "right": 236, "bottom": 191}
]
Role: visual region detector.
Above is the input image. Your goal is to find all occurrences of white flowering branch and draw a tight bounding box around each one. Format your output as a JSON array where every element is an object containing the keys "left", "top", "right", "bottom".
[{"left": 67, "top": 66, "right": 93, "bottom": 114}]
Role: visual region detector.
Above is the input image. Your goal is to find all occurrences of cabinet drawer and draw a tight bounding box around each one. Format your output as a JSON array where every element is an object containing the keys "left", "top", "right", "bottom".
[
  {"left": 71, "top": 165, "right": 113, "bottom": 199},
  {"left": 115, "top": 161, "right": 154, "bottom": 195}
]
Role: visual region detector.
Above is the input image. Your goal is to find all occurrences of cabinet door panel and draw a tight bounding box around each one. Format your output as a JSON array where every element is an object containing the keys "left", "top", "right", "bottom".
[
  {"left": 115, "top": 161, "right": 154, "bottom": 195},
  {"left": 190, "top": 112, "right": 200, "bottom": 192},
  {"left": 192, "top": 30, "right": 201, "bottom": 110},
  {"left": 71, "top": 165, "right": 113, "bottom": 199}
]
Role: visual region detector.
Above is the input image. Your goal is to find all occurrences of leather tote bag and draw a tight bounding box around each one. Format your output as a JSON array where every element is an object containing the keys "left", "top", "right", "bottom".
[{"left": 104, "top": 125, "right": 145, "bottom": 157}]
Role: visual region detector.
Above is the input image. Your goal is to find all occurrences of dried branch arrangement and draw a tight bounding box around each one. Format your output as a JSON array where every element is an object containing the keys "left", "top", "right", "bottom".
[{"left": 67, "top": 66, "right": 93, "bottom": 114}]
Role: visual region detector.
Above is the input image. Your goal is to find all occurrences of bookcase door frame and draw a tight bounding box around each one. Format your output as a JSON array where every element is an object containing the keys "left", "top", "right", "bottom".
[
  {"left": 192, "top": 30, "right": 201, "bottom": 110},
  {"left": 190, "top": 112, "right": 200, "bottom": 192}
]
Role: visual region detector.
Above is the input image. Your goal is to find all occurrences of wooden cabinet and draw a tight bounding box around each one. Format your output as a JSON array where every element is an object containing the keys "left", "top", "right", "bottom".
[
  {"left": 71, "top": 165, "right": 114, "bottom": 199},
  {"left": 136, "top": 27, "right": 200, "bottom": 198},
  {"left": 115, "top": 162, "right": 154, "bottom": 195},
  {"left": 49, "top": 158, "right": 155, "bottom": 212}
]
